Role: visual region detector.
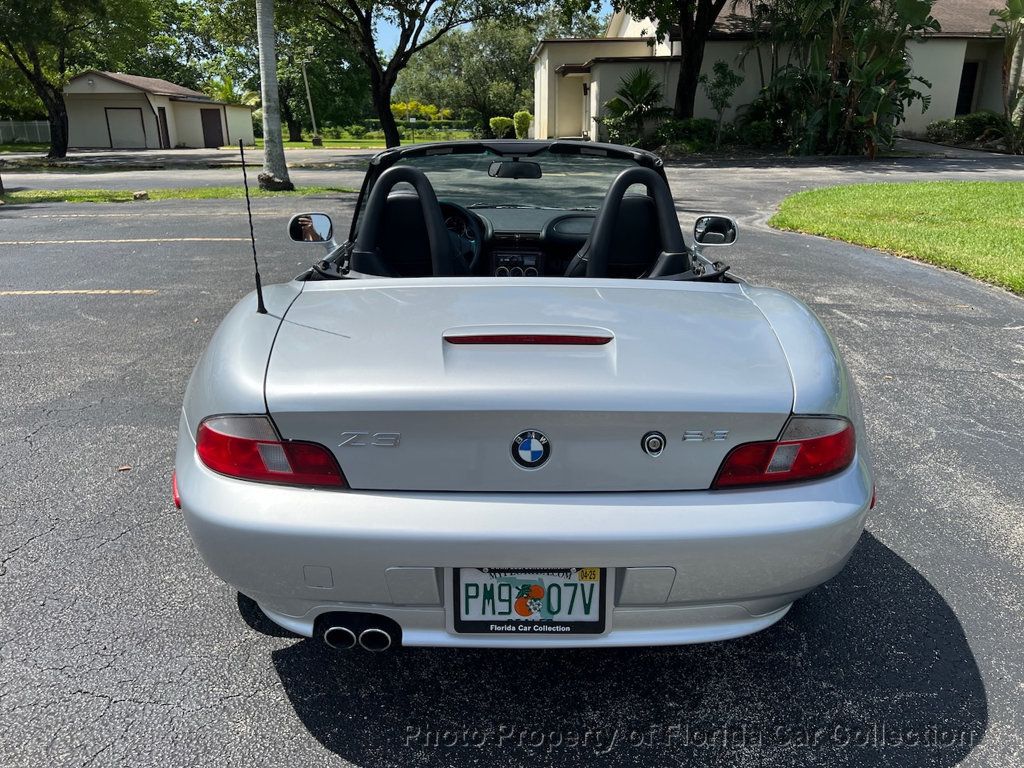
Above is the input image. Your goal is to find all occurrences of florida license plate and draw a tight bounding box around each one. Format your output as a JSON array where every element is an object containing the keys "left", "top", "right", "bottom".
[{"left": 453, "top": 568, "right": 606, "bottom": 635}]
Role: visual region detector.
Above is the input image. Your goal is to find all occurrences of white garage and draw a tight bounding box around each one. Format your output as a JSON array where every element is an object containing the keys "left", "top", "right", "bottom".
[{"left": 64, "top": 70, "right": 255, "bottom": 150}]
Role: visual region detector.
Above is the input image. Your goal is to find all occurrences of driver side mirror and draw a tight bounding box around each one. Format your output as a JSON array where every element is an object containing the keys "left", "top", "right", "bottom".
[
  {"left": 694, "top": 215, "right": 738, "bottom": 246},
  {"left": 288, "top": 212, "right": 333, "bottom": 243}
]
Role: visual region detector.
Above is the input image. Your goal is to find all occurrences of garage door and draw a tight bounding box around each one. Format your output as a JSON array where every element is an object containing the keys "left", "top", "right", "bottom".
[{"left": 106, "top": 107, "right": 147, "bottom": 149}]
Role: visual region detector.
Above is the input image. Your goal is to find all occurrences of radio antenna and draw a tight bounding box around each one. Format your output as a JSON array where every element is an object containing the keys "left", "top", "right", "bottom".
[{"left": 239, "top": 139, "right": 267, "bottom": 314}]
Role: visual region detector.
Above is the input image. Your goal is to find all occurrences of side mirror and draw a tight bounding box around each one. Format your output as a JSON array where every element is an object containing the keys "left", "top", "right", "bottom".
[
  {"left": 487, "top": 160, "right": 542, "bottom": 179},
  {"left": 288, "top": 212, "right": 333, "bottom": 243},
  {"left": 694, "top": 215, "right": 738, "bottom": 246}
]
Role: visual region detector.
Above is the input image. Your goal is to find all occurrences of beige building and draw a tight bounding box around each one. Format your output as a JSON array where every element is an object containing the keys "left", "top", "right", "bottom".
[
  {"left": 64, "top": 71, "right": 255, "bottom": 150},
  {"left": 533, "top": 2, "right": 1007, "bottom": 141}
]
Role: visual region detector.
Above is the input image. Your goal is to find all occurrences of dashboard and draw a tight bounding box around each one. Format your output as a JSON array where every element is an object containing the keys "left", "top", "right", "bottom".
[{"left": 439, "top": 202, "right": 595, "bottom": 278}]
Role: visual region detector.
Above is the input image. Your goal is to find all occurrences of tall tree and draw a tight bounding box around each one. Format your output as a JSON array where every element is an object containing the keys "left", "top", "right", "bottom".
[
  {"left": 0, "top": 0, "right": 153, "bottom": 158},
  {"left": 254, "top": 0, "right": 293, "bottom": 190},
  {"left": 206, "top": 0, "right": 370, "bottom": 143},
  {"left": 395, "top": 20, "right": 535, "bottom": 131},
  {"left": 310, "top": 0, "right": 540, "bottom": 147},
  {"left": 395, "top": 6, "right": 607, "bottom": 132},
  {"left": 567, "top": 0, "right": 729, "bottom": 118}
]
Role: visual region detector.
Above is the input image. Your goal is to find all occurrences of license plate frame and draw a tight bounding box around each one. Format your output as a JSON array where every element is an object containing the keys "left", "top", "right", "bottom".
[{"left": 452, "top": 567, "right": 607, "bottom": 635}]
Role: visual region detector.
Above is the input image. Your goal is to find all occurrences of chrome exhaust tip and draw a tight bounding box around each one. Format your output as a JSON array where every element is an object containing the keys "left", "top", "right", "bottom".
[
  {"left": 323, "top": 625, "right": 357, "bottom": 650},
  {"left": 358, "top": 627, "right": 393, "bottom": 652}
]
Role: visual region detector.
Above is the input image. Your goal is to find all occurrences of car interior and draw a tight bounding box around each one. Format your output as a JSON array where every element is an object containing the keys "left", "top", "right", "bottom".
[{"left": 292, "top": 141, "right": 737, "bottom": 282}]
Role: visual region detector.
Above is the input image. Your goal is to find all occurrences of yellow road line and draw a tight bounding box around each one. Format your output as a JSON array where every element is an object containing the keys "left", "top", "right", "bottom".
[
  {"left": 0, "top": 237, "right": 249, "bottom": 245},
  {"left": 0, "top": 289, "right": 159, "bottom": 296}
]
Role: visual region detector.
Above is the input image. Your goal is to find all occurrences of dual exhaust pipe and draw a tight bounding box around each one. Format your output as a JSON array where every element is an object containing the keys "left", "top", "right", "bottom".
[{"left": 321, "top": 613, "right": 398, "bottom": 652}]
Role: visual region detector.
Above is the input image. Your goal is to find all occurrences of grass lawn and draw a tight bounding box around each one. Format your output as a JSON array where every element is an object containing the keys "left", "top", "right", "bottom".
[
  {"left": 0, "top": 185, "right": 356, "bottom": 205},
  {"left": 0, "top": 143, "right": 49, "bottom": 153},
  {"left": 769, "top": 181, "right": 1024, "bottom": 295}
]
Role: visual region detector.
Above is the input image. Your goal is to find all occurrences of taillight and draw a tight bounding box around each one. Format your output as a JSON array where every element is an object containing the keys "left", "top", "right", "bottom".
[
  {"left": 196, "top": 415, "right": 346, "bottom": 488},
  {"left": 712, "top": 416, "right": 855, "bottom": 489},
  {"left": 172, "top": 470, "right": 181, "bottom": 508}
]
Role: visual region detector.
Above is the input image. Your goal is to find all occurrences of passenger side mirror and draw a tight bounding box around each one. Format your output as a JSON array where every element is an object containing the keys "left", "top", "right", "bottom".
[
  {"left": 288, "top": 212, "right": 333, "bottom": 243},
  {"left": 694, "top": 215, "right": 737, "bottom": 246},
  {"left": 488, "top": 160, "right": 542, "bottom": 180}
]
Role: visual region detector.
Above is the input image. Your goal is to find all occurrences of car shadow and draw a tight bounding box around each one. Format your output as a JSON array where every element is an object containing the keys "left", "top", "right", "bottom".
[{"left": 262, "top": 532, "right": 987, "bottom": 767}]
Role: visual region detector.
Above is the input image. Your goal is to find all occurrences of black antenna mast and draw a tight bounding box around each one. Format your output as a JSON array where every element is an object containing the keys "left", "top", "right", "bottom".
[{"left": 239, "top": 139, "right": 267, "bottom": 314}]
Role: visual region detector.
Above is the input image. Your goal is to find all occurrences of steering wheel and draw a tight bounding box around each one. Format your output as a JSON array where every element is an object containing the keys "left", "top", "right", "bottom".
[{"left": 440, "top": 202, "right": 485, "bottom": 273}]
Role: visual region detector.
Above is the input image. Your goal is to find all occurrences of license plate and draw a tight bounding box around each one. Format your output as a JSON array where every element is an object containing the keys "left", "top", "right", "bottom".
[{"left": 453, "top": 568, "right": 606, "bottom": 635}]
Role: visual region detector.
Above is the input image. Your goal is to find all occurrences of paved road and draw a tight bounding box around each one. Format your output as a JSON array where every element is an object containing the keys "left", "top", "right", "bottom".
[{"left": 0, "top": 158, "right": 1022, "bottom": 767}]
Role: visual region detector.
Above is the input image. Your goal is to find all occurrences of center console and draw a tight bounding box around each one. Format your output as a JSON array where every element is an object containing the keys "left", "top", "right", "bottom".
[{"left": 489, "top": 233, "right": 544, "bottom": 277}]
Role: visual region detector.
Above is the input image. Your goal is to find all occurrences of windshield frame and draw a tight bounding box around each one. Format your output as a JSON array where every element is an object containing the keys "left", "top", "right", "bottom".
[{"left": 346, "top": 140, "right": 666, "bottom": 242}]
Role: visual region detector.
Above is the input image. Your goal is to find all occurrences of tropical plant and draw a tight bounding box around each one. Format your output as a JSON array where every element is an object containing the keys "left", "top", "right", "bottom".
[
  {"left": 748, "top": 0, "right": 941, "bottom": 157},
  {"left": 489, "top": 116, "right": 514, "bottom": 138},
  {"left": 989, "top": 0, "right": 1024, "bottom": 153},
  {"left": 206, "top": 72, "right": 260, "bottom": 106},
  {"left": 599, "top": 66, "right": 671, "bottom": 146},
  {"left": 700, "top": 59, "right": 744, "bottom": 147},
  {"left": 513, "top": 110, "right": 533, "bottom": 139}
]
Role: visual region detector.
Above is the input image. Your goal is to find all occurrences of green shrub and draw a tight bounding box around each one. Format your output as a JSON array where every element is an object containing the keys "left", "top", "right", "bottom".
[
  {"left": 926, "top": 111, "right": 1005, "bottom": 145},
  {"left": 345, "top": 124, "right": 368, "bottom": 138},
  {"left": 958, "top": 111, "right": 1005, "bottom": 141},
  {"left": 513, "top": 110, "right": 533, "bottom": 139},
  {"left": 489, "top": 116, "right": 514, "bottom": 138},
  {"left": 656, "top": 118, "right": 717, "bottom": 147},
  {"left": 736, "top": 119, "right": 775, "bottom": 148}
]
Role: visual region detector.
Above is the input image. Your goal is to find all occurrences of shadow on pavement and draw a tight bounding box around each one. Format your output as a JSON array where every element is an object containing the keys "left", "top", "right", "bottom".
[{"left": 264, "top": 532, "right": 987, "bottom": 767}]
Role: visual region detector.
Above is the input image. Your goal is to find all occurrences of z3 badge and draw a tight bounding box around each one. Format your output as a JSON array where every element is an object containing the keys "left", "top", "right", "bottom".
[{"left": 338, "top": 431, "right": 401, "bottom": 447}]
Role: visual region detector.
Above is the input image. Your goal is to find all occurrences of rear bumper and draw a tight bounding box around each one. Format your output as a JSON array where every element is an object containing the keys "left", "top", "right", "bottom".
[{"left": 176, "top": 432, "right": 872, "bottom": 648}]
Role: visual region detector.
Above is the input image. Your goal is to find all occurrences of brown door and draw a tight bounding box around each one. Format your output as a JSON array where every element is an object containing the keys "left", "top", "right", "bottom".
[
  {"left": 200, "top": 108, "right": 224, "bottom": 148},
  {"left": 157, "top": 107, "right": 170, "bottom": 149}
]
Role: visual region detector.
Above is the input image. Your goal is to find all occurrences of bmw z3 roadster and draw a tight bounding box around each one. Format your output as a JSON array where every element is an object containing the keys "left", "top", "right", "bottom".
[{"left": 174, "top": 140, "right": 873, "bottom": 651}]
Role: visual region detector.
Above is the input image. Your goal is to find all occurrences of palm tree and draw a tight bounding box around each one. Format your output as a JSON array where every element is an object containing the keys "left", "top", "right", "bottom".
[
  {"left": 255, "top": 0, "right": 293, "bottom": 190},
  {"left": 601, "top": 67, "right": 671, "bottom": 144}
]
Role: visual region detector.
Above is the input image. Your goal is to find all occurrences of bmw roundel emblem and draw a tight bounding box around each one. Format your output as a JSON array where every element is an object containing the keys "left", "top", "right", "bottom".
[{"left": 511, "top": 430, "right": 550, "bottom": 469}]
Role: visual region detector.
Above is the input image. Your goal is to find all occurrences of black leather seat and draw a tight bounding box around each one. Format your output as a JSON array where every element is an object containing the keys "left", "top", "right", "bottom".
[
  {"left": 565, "top": 194, "right": 663, "bottom": 279},
  {"left": 564, "top": 167, "right": 689, "bottom": 279},
  {"left": 349, "top": 166, "right": 467, "bottom": 278},
  {"left": 375, "top": 191, "right": 434, "bottom": 277}
]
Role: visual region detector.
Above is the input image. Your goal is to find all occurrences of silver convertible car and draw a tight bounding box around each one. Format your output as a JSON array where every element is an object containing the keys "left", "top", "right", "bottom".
[{"left": 174, "top": 140, "right": 873, "bottom": 651}]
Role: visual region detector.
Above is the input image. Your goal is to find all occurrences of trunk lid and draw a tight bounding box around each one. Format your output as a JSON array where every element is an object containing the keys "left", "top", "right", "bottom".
[{"left": 266, "top": 280, "right": 793, "bottom": 492}]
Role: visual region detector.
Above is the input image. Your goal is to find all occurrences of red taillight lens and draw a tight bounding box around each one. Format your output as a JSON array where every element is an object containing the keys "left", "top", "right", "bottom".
[
  {"left": 172, "top": 470, "right": 181, "bottom": 509},
  {"left": 712, "top": 416, "right": 855, "bottom": 489},
  {"left": 196, "top": 415, "right": 346, "bottom": 488}
]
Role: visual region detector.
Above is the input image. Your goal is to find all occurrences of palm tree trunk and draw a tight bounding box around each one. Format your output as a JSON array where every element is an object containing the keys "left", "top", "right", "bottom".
[
  {"left": 1010, "top": 35, "right": 1024, "bottom": 123},
  {"left": 255, "top": 0, "right": 293, "bottom": 191}
]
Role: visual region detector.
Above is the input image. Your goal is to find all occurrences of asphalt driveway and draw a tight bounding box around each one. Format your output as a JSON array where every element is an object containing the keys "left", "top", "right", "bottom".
[{"left": 0, "top": 157, "right": 1022, "bottom": 767}]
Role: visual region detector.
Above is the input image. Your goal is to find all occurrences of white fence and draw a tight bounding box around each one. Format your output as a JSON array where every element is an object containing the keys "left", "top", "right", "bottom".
[{"left": 0, "top": 120, "right": 50, "bottom": 144}]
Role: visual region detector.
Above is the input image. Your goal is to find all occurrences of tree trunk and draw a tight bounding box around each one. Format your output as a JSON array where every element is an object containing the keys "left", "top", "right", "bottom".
[
  {"left": 369, "top": 68, "right": 400, "bottom": 147},
  {"left": 44, "top": 93, "right": 69, "bottom": 159},
  {"left": 1010, "top": 35, "right": 1024, "bottom": 123},
  {"left": 672, "top": 0, "right": 727, "bottom": 119},
  {"left": 254, "top": 0, "right": 293, "bottom": 190},
  {"left": 673, "top": 33, "right": 705, "bottom": 119},
  {"left": 281, "top": 97, "right": 303, "bottom": 142}
]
